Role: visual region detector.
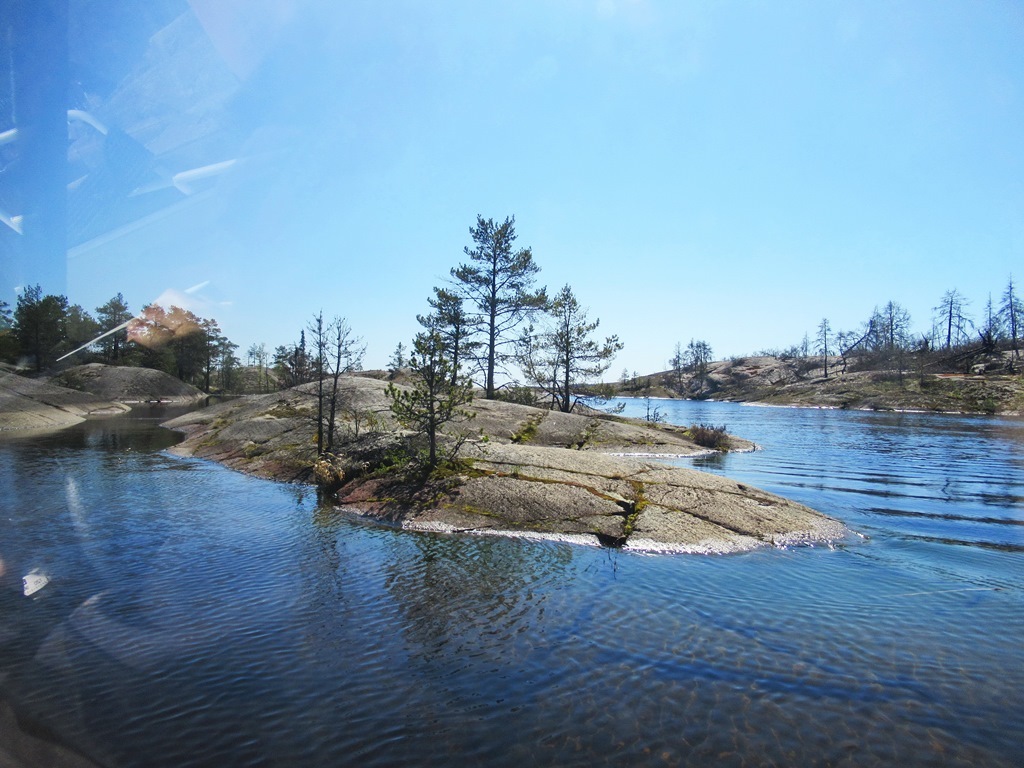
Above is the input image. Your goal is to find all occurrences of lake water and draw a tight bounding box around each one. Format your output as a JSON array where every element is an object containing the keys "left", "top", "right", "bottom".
[{"left": 0, "top": 400, "right": 1022, "bottom": 767}]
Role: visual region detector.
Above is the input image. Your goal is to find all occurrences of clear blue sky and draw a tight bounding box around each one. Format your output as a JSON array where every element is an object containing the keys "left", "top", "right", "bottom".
[{"left": 64, "top": 0, "right": 1024, "bottom": 376}]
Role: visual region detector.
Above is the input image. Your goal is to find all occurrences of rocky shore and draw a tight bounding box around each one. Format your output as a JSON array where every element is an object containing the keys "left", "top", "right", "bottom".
[
  {"left": 49, "top": 363, "right": 206, "bottom": 405},
  {"left": 632, "top": 355, "right": 1024, "bottom": 415},
  {"left": 164, "top": 375, "right": 848, "bottom": 553},
  {"left": 0, "top": 364, "right": 204, "bottom": 432},
  {"left": 0, "top": 367, "right": 130, "bottom": 431}
]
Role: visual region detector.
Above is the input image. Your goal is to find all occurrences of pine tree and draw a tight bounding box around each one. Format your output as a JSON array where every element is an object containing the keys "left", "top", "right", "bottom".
[
  {"left": 14, "top": 285, "right": 68, "bottom": 371},
  {"left": 386, "top": 328, "right": 473, "bottom": 468},
  {"left": 1000, "top": 276, "right": 1023, "bottom": 364},
  {"left": 324, "top": 317, "right": 364, "bottom": 453},
  {"left": 0, "top": 300, "right": 14, "bottom": 361},
  {"left": 934, "top": 289, "right": 972, "bottom": 349},
  {"left": 388, "top": 342, "right": 407, "bottom": 375},
  {"left": 686, "top": 339, "right": 713, "bottom": 388},
  {"left": 418, "top": 287, "right": 477, "bottom": 386},
  {"left": 817, "top": 318, "right": 832, "bottom": 379},
  {"left": 452, "top": 215, "right": 546, "bottom": 399},
  {"left": 669, "top": 342, "right": 684, "bottom": 390},
  {"left": 519, "top": 284, "right": 623, "bottom": 413},
  {"left": 95, "top": 293, "right": 133, "bottom": 362}
]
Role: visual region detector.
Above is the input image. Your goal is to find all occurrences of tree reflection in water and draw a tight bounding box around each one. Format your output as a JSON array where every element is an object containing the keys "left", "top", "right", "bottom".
[{"left": 383, "top": 531, "right": 576, "bottom": 662}]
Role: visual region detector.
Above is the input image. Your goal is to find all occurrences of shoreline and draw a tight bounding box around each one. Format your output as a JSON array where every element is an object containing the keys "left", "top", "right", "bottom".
[
  {"left": 617, "top": 356, "right": 1023, "bottom": 416},
  {"left": 623, "top": 394, "right": 1021, "bottom": 418},
  {"left": 162, "top": 377, "right": 851, "bottom": 555},
  {"left": 738, "top": 400, "right": 1019, "bottom": 417}
]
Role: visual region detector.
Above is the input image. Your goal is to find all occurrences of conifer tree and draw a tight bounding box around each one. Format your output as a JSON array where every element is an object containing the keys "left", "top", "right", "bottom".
[
  {"left": 452, "top": 215, "right": 546, "bottom": 399},
  {"left": 0, "top": 300, "right": 14, "bottom": 361},
  {"left": 1000, "top": 276, "right": 1022, "bottom": 364},
  {"left": 934, "top": 289, "right": 972, "bottom": 349},
  {"left": 14, "top": 285, "right": 68, "bottom": 371},
  {"left": 418, "top": 287, "right": 477, "bottom": 386},
  {"left": 686, "top": 339, "right": 714, "bottom": 388},
  {"left": 95, "top": 293, "right": 133, "bottom": 362},
  {"left": 669, "top": 342, "right": 685, "bottom": 390},
  {"left": 817, "top": 318, "right": 832, "bottom": 379},
  {"left": 519, "top": 284, "right": 623, "bottom": 413},
  {"left": 388, "top": 342, "right": 406, "bottom": 375},
  {"left": 386, "top": 325, "right": 473, "bottom": 468},
  {"left": 306, "top": 312, "right": 364, "bottom": 454}
]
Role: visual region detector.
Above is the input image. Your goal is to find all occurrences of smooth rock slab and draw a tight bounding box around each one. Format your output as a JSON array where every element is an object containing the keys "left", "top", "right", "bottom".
[
  {"left": 164, "top": 376, "right": 850, "bottom": 553},
  {"left": 0, "top": 369, "right": 130, "bottom": 431},
  {"left": 50, "top": 363, "right": 205, "bottom": 403},
  {"left": 345, "top": 441, "right": 848, "bottom": 553}
]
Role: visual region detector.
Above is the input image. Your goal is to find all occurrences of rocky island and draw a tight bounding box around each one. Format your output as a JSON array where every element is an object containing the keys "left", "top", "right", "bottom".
[
  {"left": 0, "top": 363, "right": 205, "bottom": 432},
  {"left": 164, "top": 375, "right": 848, "bottom": 554},
  {"left": 632, "top": 353, "right": 1024, "bottom": 415},
  {"left": 0, "top": 366, "right": 131, "bottom": 430},
  {"left": 49, "top": 363, "right": 207, "bottom": 405}
]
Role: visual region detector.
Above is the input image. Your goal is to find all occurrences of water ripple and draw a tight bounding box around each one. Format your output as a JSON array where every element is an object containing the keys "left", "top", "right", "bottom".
[{"left": 1, "top": 411, "right": 1023, "bottom": 766}]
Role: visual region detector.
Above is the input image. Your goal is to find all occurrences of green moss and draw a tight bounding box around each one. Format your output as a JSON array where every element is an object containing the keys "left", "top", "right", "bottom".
[
  {"left": 620, "top": 481, "right": 648, "bottom": 538},
  {"left": 243, "top": 441, "right": 268, "bottom": 458},
  {"left": 195, "top": 434, "right": 221, "bottom": 450},
  {"left": 427, "top": 455, "right": 480, "bottom": 480},
  {"left": 268, "top": 402, "right": 308, "bottom": 419},
  {"left": 511, "top": 412, "right": 546, "bottom": 444},
  {"left": 629, "top": 480, "right": 649, "bottom": 513}
]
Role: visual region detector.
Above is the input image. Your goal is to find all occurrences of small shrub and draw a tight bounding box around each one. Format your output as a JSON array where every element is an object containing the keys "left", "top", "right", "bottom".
[
  {"left": 687, "top": 423, "right": 729, "bottom": 451},
  {"left": 569, "top": 420, "right": 601, "bottom": 450},
  {"left": 313, "top": 454, "right": 345, "bottom": 491},
  {"left": 428, "top": 455, "right": 478, "bottom": 481},
  {"left": 643, "top": 396, "right": 664, "bottom": 424},
  {"left": 496, "top": 385, "right": 540, "bottom": 406}
]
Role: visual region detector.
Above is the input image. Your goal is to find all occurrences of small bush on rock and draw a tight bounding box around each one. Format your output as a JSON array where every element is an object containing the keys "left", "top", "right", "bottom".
[{"left": 688, "top": 423, "right": 729, "bottom": 451}]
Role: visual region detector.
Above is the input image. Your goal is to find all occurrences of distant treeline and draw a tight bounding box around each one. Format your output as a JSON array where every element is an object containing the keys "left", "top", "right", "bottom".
[
  {"left": 0, "top": 287, "right": 241, "bottom": 393},
  {"left": 767, "top": 281, "right": 1023, "bottom": 379},
  {"left": 618, "top": 280, "right": 1024, "bottom": 399}
]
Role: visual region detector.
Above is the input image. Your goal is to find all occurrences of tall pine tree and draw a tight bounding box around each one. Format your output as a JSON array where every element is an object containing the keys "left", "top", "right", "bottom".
[{"left": 452, "top": 215, "right": 546, "bottom": 399}]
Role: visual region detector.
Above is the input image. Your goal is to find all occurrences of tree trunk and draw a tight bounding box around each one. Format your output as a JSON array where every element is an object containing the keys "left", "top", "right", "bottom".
[
  {"left": 315, "top": 366, "right": 324, "bottom": 455},
  {"left": 562, "top": 350, "right": 571, "bottom": 413},
  {"left": 486, "top": 306, "right": 497, "bottom": 399}
]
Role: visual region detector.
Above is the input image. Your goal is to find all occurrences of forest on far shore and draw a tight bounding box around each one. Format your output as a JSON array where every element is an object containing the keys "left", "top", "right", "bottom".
[{"left": 2, "top": 262, "right": 1021, "bottom": 414}]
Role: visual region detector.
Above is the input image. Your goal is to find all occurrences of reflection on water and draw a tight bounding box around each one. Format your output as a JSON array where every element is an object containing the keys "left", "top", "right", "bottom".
[
  {"left": 0, "top": 405, "right": 1022, "bottom": 767},
  {"left": 671, "top": 401, "right": 1024, "bottom": 561},
  {"left": 383, "top": 533, "right": 574, "bottom": 660}
]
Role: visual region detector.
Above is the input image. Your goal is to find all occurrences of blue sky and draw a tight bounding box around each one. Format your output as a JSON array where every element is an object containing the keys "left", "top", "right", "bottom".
[{"left": 64, "top": 0, "right": 1023, "bottom": 376}]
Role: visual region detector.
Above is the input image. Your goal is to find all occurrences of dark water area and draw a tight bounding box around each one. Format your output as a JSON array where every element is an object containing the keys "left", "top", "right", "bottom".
[{"left": 0, "top": 402, "right": 1022, "bottom": 767}]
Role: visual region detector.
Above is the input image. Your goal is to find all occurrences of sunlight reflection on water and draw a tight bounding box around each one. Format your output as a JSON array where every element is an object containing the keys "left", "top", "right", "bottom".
[{"left": 0, "top": 408, "right": 1022, "bottom": 766}]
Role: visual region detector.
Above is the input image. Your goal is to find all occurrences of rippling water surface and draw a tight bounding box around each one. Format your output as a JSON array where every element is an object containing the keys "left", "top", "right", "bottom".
[{"left": 1, "top": 401, "right": 1022, "bottom": 767}]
